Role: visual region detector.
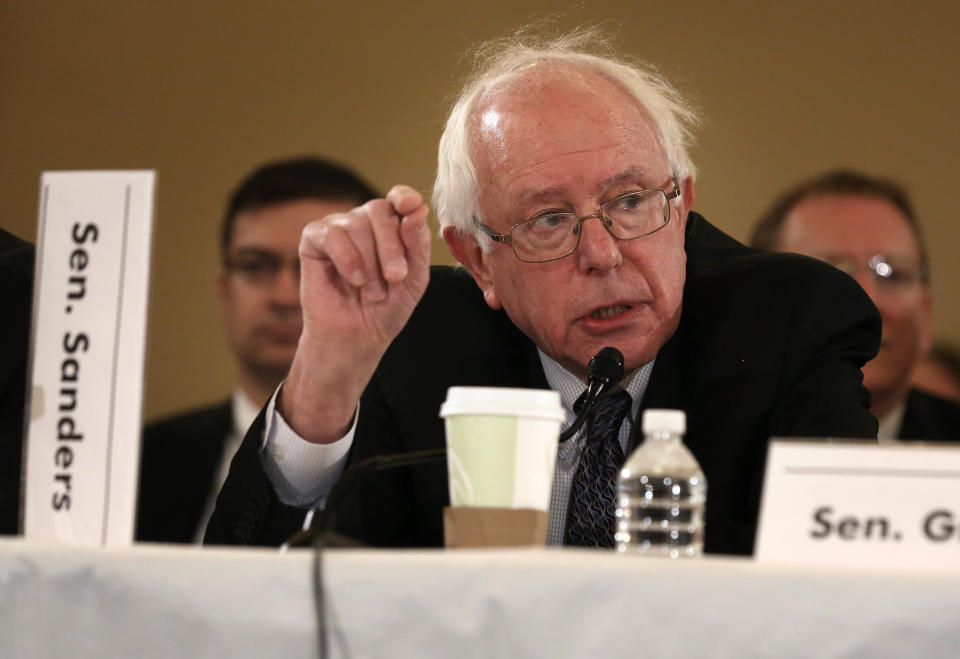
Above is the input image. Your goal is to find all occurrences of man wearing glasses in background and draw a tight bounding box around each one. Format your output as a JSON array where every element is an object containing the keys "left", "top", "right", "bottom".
[
  {"left": 205, "top": 32, "right": 881, "bottom": 555},
  {"left": 136, "top": 156, "right": 377, "bottom": 543},
  {"left": 751, "top": 170, "right": 960, "bottom": 441}
]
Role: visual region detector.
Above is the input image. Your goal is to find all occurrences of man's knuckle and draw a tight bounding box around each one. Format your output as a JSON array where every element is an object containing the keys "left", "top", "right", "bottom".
[{"left": 362, "top": 199, "right": 391, "bottom": 216}]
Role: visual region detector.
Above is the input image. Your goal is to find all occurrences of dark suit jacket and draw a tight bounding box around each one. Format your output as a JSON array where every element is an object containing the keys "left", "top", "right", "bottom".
[
  {"left": 205, "top": 213, "right": 881, "bottom": 555},
  {"left": 136, "top": 400, "right": 231, "bottom": 543},
  {"left": 899, "top": 389, "right": 960, "bottom": 440},
  {"left": 0, "top": 229, "right": 34, "bottom": 536}
]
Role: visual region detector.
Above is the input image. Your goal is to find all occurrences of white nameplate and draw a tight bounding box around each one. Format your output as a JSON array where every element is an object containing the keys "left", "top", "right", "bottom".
[
  {"left": 755, "top": 439, "right": 960, "bottom": 571},
  {"left": 23, "top": 171, "right": 155, "bottom": 546}
]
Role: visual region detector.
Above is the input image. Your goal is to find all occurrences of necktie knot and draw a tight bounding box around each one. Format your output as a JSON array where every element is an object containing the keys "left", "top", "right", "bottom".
[{"left": 586, "top": 390, "right": 631, "bottom": 441}]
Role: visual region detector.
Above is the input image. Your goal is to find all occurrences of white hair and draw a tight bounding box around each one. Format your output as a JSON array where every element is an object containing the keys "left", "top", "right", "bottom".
[{"left": 433, "top": 28, "right": 701, "bottom": 248}]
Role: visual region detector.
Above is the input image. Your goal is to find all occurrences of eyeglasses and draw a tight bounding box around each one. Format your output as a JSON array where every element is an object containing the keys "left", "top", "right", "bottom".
[
  {"left": 821, "top": 254, "right": 928, "bottom": 291},
  {"left": 225, "top": 251, "right": 300, "bottom": 285},
  {"left": 471, "top": 178, "right": 682, "bottom": 263}
]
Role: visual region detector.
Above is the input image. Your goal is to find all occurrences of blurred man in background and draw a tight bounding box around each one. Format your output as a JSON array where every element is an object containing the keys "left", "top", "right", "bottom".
[
  {"left": 751, "top": 169, "right": 960, "bottom": 440},
  {"left": 136, "top": 156, "right": 377, "bottom": 543}
]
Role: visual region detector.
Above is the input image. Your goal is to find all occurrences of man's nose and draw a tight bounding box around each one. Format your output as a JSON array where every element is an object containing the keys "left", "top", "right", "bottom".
[
  {"left": 852, "top": 271, "right": 879, "bottom": 300},
  {"left": 853, "top": 272, "right": 892, "bottom": 318},
  {"left": 270, "top": 264, "right": 301, "bottom": 307},
  {"left": 576, "top": 216, "right": 622, "bottom": 272}
]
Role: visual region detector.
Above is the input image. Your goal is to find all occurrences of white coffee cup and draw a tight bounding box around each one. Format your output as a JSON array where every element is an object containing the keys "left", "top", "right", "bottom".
[{"left": 439, "top": 387, "right": 565, "bottom": 511}]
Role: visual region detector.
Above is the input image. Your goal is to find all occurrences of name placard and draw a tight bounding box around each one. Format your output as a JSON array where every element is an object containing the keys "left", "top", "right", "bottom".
[
  {"left": 755, "top": 439, "right": 960, "bottom": 571},
  {"left": 23, "top": 171, "right": 155, "bottom": 546}
]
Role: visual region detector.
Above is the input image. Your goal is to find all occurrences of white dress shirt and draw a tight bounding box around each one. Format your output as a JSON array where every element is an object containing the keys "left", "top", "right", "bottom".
[{"left": 876, "top": 399, "right": 907, "bottom": 444}]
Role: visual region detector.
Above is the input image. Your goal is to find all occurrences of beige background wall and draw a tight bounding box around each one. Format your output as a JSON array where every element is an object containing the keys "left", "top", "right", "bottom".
[{"left": 2, "top": 1, "right": 957, "bottom": 422}]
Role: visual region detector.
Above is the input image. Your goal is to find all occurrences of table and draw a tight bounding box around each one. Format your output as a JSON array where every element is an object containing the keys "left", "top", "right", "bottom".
[{"left": 1, "top": 538, "right": 958, "bottom": 658}]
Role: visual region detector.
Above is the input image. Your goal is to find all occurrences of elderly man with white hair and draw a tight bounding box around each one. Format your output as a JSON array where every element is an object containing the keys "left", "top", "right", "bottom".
[{"left": 205, "top": 32, "right": 880, "bottom": 555}]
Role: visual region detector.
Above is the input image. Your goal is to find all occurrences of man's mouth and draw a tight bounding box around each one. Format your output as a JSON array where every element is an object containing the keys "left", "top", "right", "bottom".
[
  {"left": 590, "top": 304, "right": 631, "bottom": 320},
  {"left": 262, "top": 325, "right": 303, "bottom": 341}
]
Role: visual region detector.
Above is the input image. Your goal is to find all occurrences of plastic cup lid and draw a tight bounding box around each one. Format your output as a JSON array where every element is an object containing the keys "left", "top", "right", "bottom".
[{"left": 440, "top": 387, "right": 565, "bottom": 422}]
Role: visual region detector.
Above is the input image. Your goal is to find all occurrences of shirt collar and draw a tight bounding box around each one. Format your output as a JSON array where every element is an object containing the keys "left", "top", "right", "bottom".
[
  {"left": 231, "top": 388, "right": 262, "bottom": 439},
  {"left": 877, "top": 398, "right": 908, "bottom": 443},
  {"left": 537, "top": 349, "right": 655, "bottom": 430}
]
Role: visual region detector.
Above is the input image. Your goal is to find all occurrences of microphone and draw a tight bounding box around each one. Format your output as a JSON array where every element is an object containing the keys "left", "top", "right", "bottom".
[{"left": 558, "top": 346, "right": 625, "bottom": 442}]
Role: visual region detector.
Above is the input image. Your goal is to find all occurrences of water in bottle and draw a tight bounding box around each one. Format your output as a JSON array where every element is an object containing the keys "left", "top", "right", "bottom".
[{"left": 615, "top": 409, "right": 706, "bottom": 558}]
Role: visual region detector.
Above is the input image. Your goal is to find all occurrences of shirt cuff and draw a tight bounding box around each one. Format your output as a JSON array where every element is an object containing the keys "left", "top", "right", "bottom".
[{"left": 260, "top": 384, "right": 356, "bottom": 507}]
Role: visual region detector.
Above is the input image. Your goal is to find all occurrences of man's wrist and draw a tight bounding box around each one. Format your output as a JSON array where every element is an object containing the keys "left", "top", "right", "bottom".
[
  {"left": 263, "top": 392, "right": 357, "bottom": 506},
  {"left": 277, "top": 359, "right": 362, "bottom": 443}
]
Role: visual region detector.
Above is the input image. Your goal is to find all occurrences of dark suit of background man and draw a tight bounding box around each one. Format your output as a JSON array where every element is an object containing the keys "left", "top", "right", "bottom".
[
  {"left": 136, "top": 157, "right": 377, "bottom": 543},
  {"left": 205, "top": 29, "right": 881, "bottom": 555},
  {"left": 751, "top": 170, "right": 960, "bottom": 441},
  {"left": 0, "top": 228, "right": 33, "bottom": 536},
  {"left": 913, "top": 342, "right": 960, "bottom": 405}
]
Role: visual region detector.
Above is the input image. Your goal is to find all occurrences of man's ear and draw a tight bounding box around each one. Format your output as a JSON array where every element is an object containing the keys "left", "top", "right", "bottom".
[
  {"left": 442, "top": 225, "right": 502, "bottom": 310},
  {"left": 919, "top": 286, "right": 934, "bottom": 357}
]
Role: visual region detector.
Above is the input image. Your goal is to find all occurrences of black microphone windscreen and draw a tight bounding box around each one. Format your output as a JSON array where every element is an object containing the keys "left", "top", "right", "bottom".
[{"left": 588, "top": 346, "right": 624, "bottom": 384}]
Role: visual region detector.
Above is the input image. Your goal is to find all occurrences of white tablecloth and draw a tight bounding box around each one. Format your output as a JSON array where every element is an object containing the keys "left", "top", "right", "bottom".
[{"left": 1, "top": 538, "right": 957, "bottom": 658}]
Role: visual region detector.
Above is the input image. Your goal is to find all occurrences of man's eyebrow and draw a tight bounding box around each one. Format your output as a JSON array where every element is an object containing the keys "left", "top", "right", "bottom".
[
  {"left": 816, "top": 251, "right": 919, "bottom": 263},
  {"left": 597, "top": 166, "right": 652, "bottom": 192},
  {"left": 512, "top": 166, "right": 654, "bottom": 207},
  {"left": 229, "top": 247, "right": 281, "bottom": 257},
  {"left": 513, "top": 186, "right": 569, "bottom": 208}
]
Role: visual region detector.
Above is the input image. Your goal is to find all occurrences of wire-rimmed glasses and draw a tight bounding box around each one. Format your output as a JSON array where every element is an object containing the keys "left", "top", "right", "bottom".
[{"left": 472, "top": 178, "right": 681, "bottom": 263}]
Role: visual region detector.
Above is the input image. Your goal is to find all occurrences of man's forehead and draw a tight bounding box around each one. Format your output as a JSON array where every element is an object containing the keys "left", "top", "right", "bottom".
[
  {"left": 512, "top": 165, "right": 659, "bottom": 205},
  {"left": 470, "top": 76, "right": 669, "bottom": 196},
  {"left": 229, "top": 198, "right": 352, "bottom": 249},
  {"left": 783, "top": 193, "right": 920, "bottom": 256},
  {"left": 475, "top": 69, "right": 651, "bottom": 134}
]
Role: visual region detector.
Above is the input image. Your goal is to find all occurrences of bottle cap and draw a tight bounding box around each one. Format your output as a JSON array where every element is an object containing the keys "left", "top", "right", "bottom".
[{"left": 642, "top": 408, "right": 686, "bottom": 434}]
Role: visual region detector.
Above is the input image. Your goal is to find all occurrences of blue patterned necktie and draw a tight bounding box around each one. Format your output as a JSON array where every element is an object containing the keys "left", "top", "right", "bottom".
[{"left": 564, "top": 390, "right": 632, "bottom": 548}]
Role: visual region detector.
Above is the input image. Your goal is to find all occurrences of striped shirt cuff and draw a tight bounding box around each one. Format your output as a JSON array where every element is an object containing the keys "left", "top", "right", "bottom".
[{"left": 260, "top": 385, "right": 356, "bottom": 507}]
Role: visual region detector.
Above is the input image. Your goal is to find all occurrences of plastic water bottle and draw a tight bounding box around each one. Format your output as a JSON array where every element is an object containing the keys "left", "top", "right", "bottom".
[{"left": 615, "top": 409, "right": 706, "bottom": 558}]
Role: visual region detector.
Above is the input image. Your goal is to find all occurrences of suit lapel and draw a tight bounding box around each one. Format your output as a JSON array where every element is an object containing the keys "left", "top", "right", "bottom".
[
  {"left": 520, "top": 340, "right": 550, "bottom": 390},
  {"left": 628, "top": 328, "right": 684, "bottom": 453}
]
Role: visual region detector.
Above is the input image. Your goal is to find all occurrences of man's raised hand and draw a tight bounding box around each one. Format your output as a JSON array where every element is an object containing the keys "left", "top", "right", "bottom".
[{"left": 280, "top": 185, "right": 431, "bottom": 442}]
